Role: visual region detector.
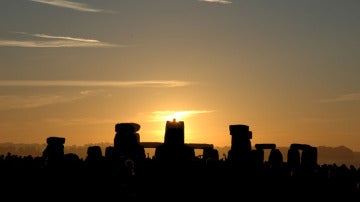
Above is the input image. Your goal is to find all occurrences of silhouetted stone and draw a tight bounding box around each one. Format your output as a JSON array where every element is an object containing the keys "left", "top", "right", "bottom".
[
  {"left": 301, "top": 146, "right": 317, "bottom": 169},
  {"left": 268, "top": 149, "right": 283, "bottom": 166},
  {"left": 164, "top": 119, "right": 185, "bottom": 146},
  {"left": 42, "top": 136, "right": 66, "bottom": 168},
  {"left": 84, "top": 146, "right": 105, "bottom": 169},
  {"left": 255, "top": 143, "right": 276, "bottom": 150},
  {"left": 112, "top": 122, "right": 146, "bottom": 177},
  {"left": 253, "top": 143, "right": 277, "bottom": 165},
  {"left": 228, "top": 124, "right": 252, "bottom": 165},
  {"left": 288, "top": 143, "right": 318, "bottom": 179},
  {"left": 87, "top": 146, "right": 103, "bottom": 159},
  {"left": 114, "top": 122, "right": 141, "bottom": 148},
  {"left": 289, "top": 143, "right": 318, "bottom": 169},
  {"left": 287, "top": 147, "right": 301, "bottom": 168},
  {"left": 155, "top": 119, "right": 195, "bottom": 162},
  {"left": 2, "top": 122, "right": 359, "bottom": 200}
]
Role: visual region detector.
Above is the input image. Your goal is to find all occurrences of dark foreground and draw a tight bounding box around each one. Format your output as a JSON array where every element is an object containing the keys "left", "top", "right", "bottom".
[
  {"left": 1, "top": 157, "right": 359, "bottom": 201},
  {"left": 2, "top": 122, "right": 359, "bottom": 200}
]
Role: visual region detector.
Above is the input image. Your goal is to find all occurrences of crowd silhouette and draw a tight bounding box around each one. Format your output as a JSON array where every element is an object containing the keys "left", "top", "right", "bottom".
[{"left": 1, "top": 120, "right": 359, "bottom": 200}]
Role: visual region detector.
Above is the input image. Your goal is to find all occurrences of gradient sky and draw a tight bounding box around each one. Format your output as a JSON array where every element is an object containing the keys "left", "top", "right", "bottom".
[{"left": 1, "top": 0, "right": 359, "bottom": 151}]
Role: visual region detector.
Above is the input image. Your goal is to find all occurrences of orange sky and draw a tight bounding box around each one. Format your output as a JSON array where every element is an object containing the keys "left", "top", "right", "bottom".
[{"left": 1, "top": 1, "right": 360, "bottom": 151}]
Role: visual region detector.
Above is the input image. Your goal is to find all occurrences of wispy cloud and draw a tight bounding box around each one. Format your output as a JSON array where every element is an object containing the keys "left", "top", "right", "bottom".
[
  {"left": 0, "top": 32, "right": 120, "bottom": 48},
  {"left": 0, "top": 93, "right": 81, "bottom": 110},
  {"left": 0, "top": 90, "right": 103, "bottom": 110},
  {"left": 0, "top": 80, "right": 192, "bottom": 110},
  {"left": 198, "top": 0, "right": 232, "bottom": 4},
  {"left": 0, "top": 80, "right": 191, "bottom": 88},
  {"left": 33, "top": 33, "right": 100, "bottom": 43},
  {"left": 0, "top": 39, "right": 118, "bottom": 48},
  {"left": 320, "top": 93, "right": 360, "bottom": 103},
  {"left": 30, "top": 0, "right": 112, "bottom": 13}
]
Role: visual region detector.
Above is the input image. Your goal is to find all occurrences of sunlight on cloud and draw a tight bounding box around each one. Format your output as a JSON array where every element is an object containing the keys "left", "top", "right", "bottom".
[
  {"left": 30, "top": 0, "right": 112, "bottom": 13},
  {"left": 33, "top": 34, "right": 100, "bottom": 43},
  {"left": 149, "top": 110, "right": 214, "bottom": 122},
  {"left": 0, "top": 32, "right": 120, "bottom": 48},
  {"left": 0, "top": 40, "right": 118, "bottom": 48},
  {"left": 320, "top": 93, "right": 360, "bottom": 103},
  {"left": 198, "top": 0, "right": 232, "bottom": 4},
  {"left": 0, "top": 80, "right": 191, "bottom": 87}
]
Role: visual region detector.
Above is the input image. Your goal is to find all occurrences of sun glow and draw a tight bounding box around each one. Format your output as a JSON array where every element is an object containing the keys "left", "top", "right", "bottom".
[
  {"left": 164, "top": 111, "right": 190, "bottom": 122},
  {"left": 151, "top": 110, "right": 214, "bottom": 123}
]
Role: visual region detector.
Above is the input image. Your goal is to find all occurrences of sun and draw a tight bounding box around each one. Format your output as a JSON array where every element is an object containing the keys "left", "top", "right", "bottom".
[{"left": 164, "top": 111, "right": 190, "bottom": 122}]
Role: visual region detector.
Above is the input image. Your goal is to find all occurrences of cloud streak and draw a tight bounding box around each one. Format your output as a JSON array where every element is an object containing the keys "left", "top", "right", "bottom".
[
  {"left": 0, "top": 80, "right": 192, "bottom": 88},
  {"left": 0, "top": 79, "right": 192, "bottom": 110},
  {"left": 0, "top": 32, "right": 120, "bottom": 48},
  {"left": 30, "top": 0, "right": 111, "bottom": 13},
  {"left": 198, "top": 0, "right": 232, "bottom": 4},
  {"left": 0, "top": 90, "right": 105, "bottom": 110},
  {"left": 0, "top": 39, "right": 118, "bottom": 48},
  {"left": 320, "top": 93, "right": 360, "bottom": 103},
  {"left": 33, "top": 33, "right": 100, "bottom": 43},
  {"left": 0, "top": 94, "right": 83, "bottom": 110}
]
